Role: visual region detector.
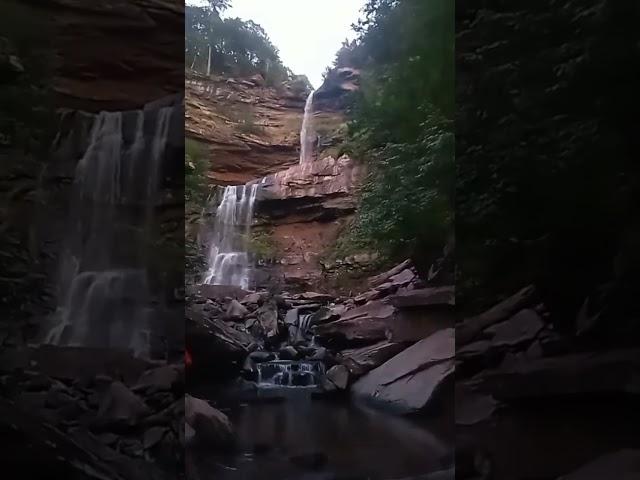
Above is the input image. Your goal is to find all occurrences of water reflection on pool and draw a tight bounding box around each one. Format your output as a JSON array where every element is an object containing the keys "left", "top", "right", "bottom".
[{"left": 188, "top": 393, "right": 453, "bottom": 480}]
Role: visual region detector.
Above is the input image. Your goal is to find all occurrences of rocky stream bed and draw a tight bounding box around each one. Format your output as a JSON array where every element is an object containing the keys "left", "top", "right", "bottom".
[
  {"left": 186, "top": 258, "right": 640, "bottom": 480},
  {"left": 185, "top": 260, "right": 456, "bottom": 480}
]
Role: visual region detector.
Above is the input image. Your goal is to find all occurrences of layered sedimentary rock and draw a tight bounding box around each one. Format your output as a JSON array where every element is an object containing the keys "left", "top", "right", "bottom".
[
  {"left": 186, "top": 67, "right": 364, "bottom": 290},
  {"left": 186, "top": 72, "right": 308, "bottom": 185},
  {"left": 19, "top": 0, "right": 184, "bottom": 111},
  {"left": 252, "top": 155, "right": 364, "bottom": 288}
]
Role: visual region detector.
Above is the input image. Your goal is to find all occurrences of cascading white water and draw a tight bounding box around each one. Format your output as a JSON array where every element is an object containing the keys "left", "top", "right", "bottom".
[
  {"left": 202, "top": 183, "right": 259, "bottom": 288},
  {"left": 256, "top": 360, "right": 325, "bottom": 387},
  {"left": 293, "top": 313, "right": 313, "bottom": 343},
  {"left": 45, "top": 105, "right": 173, "bottom": 356},
  {"left": 200, "top": 89, "right": 315, "bottom": 288},
  {"left": 299, "top": 89, "right": 316, "bottom": 164}
]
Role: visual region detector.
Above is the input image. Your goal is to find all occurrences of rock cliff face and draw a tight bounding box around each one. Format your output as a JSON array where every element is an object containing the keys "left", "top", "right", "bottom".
[
  {"left": 186, "top": 72, "right": 307, "bottom": 185},
  {"left": 188, "top": 67, "right": 367, "bottom": 291},
  {"left": 253, "top": 155, "right": 364, "bottom": 288},
  {"left": 25, "top": 0, "right": 184, "bottom": 111}
]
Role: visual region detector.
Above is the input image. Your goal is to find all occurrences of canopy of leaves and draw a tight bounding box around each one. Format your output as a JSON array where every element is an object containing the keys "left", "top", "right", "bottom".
[
  {"left": 338, "top": 0, "right": 454, "bottom": 265},
  {"left": 186, "top": 3, "right": 292, "bottom": 86}
]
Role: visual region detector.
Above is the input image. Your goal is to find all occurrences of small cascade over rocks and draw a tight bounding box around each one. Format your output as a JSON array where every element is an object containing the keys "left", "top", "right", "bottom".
[
  {"left": 202, "top": 183, "right": 259, "bottom": 288},
  {"left": 44, "top": 103, "right": 175, "bottom": 356},
  {"left": 299, "top": 89, "right": 316, "bottom": 165},
  {"left": 256, "top": 360, "right": 325, "bottom": 388}
]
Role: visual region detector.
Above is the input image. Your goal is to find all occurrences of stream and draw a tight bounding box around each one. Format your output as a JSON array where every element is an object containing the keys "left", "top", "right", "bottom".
[{"left": 189, "top": 388, "right": 453, "bottom": 480}]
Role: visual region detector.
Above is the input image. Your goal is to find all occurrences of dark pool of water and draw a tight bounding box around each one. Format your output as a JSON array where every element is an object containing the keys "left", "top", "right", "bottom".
[{"left": 188, "top": 391, "right": 453, "bottom": 480}]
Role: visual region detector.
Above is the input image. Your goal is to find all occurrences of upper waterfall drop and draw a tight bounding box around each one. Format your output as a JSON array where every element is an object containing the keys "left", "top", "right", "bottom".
[
  {"left": 200, "top": 87, "right": 316, "bottom": 289},
  {"left": 202, "top": 182, "right": 259, "bottom": 289},
  {"left": 299, "top": 89, "right": 316, "bottom": 164},
  {"left": 44, "top": 104, "right": 174, "bottom": 356}
]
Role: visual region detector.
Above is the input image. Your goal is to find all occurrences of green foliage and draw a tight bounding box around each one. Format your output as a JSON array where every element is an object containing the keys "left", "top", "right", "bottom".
[
  {"left": 336, "top": 0, "right": 454, "bottom": 262},
  {"left": 358, "top": 116, "right": 454, "bottom": 256},
  {"left": 287, "top": 75, "right": 313, "bottom": 94},
  {"left": 185, "top": 4, "right": 292, "bottom": 86},
  {"left": 185, "top": 138, "right": 209, "bottom": 204}
]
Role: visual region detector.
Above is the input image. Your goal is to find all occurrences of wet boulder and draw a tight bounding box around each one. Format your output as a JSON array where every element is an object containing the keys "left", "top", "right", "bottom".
[
  {"left": 187, "top": 306, "right": 252, "bottom": 379},
  {"left": 351, "top": 328, "right": 455, "bottom": 414},
  {"left": 257, "top": 301, "right": 279, "bottom": 338},
  {"left": 309, "top": 306, "right": 338, "bottom": 324},
  {"left": 457, "top": 285, "right": 538, "bottom": 346},
  {"left": 314, "top": 300, "right": 395, "bottom": 349},
  {"left": 475, "top": 348, "right": 640, "bottom": 401},
  {"left": 279, "top": 346, "right": 300, "bottom": 360},
  {"left": 323, "top": 364, "right": 349, "bottom": 390},
  {"left": 185, "top": 394, "right": 235, "bottom": 450},
  {"left": 94, "top": 381, "right": 150, "bottom": 430},
  {"left": 225, "top": 299, "right": 249, "bottom": 321},
  {"left": 240, "top": 291, "right": 267, "bottom": 307},
  {"left": 308, "top": 346, "right": 328, "bottom": 361},
  {"left": 338, "top": 341, "right": 408, "bottom": 377}
]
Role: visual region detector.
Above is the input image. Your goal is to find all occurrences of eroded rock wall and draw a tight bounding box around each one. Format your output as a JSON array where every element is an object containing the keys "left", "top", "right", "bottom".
[{"left": 187, "top": 68, "right": 366, "bottom": 292}]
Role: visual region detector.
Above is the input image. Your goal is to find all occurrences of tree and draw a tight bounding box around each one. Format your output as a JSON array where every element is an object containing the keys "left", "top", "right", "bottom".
[
  {"left": 185, "top": 5, "right": 292, "bottom": 86},
  {"left": 337, "top": 0, "right": 454, "bottom": 269}
]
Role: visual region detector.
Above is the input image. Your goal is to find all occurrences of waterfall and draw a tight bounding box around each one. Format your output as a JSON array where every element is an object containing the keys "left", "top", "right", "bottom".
[
  {"left": 256, "top": 360, "right": 325, "bottom": 388},
  {"left": 298, "top": 313, "right": 312, "bottom": 334},
  {"left": 295, "top": 313, "right": 313, "bottom": 343},
  {"left": 44, "top": 105, "right": 173, "bottom": 356},
  {"left": 299, "top": 89, "right": 315, "bottom": 164},
  {"left": 202, "top": 183, "right": 259, "bottom": 289}
]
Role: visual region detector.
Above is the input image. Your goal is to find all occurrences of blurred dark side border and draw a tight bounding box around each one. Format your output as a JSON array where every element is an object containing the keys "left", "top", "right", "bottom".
[
  {"left": 455, "top": 1, "right": 640, "bottom": 479},
  {"left": 0, "top": 1, "right": 185, "bottom": 479}
]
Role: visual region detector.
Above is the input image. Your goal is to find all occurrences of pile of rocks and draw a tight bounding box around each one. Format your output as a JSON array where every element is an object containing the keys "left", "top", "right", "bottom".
[
  {"left": 455, "top": 284, "right": 640, "bottom": 479},
  {"left": 456, "top": 284, "right": 640, "bottom": 421},
  {"left": 0, "top": 346, "right": 184, "bottom": 480},
  {"left": 187, "top": 260, "right": 456, "bottom": 416}
]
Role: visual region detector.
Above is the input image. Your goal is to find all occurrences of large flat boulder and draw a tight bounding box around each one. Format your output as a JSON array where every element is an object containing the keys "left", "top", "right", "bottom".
[
  {"left": 388, "top": 286, "right": 454, "bottom": 308},
  {"left": 351, "top": 328, "right": 455, "bottom": 414},
  {"left": 338, "top": 341, "right": 409, "bottom": 377},
  {"left": 388, "top": 308, "right": 456, "bottom": 343},
  {"left": 186, "top": 306, "right": 251, "bottom": 373},
  {"left": 483, "top": 309, "right": 545, "bottom": 348},
  {"left": 367, "top": 260, "right": 412, "bottom": 287},
  {"left": 385, "top": 286, "right": 456, "bottom": 342},
  {"left": 476, "top": 348, "right": 640, "bottom": 401},
  {"left": 457, "top": 285, "right": 538, "bottom": 346},
  {"left": 314, "top": 300, "right": 395, "bottom": 348}
]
